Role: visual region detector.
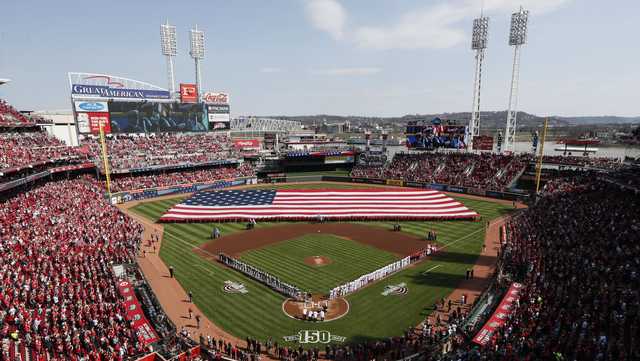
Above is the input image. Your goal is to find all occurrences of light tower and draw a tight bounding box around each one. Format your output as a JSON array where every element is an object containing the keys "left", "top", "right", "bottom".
[
  {"left": 503, "top": 7, "right": 529, "bottom": 153},
  {"left": 189, "top": 25, "right": 205, "bottom": 102},
  {"left": 160, "top": 21, "right": 177, "bottom": 97},
  {"left": 468, "top": 15, "right": 489, "bottom": 151}
]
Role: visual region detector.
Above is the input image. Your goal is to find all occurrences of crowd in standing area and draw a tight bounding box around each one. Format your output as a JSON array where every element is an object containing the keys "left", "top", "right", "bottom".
[
  {"left": 81, "top": 133, "right": 240, "bottom": 171},
  {"left": 0, "top": 178, "right": 148, "bottom": 360}
]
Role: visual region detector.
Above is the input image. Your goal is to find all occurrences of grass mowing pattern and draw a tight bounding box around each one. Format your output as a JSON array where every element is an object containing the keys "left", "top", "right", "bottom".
[
  {"left": 240, "top": 234, "right": 398, "bottom": 293},
  {"left": 130, "top": 183, "right": 512, "bottom": 344}
]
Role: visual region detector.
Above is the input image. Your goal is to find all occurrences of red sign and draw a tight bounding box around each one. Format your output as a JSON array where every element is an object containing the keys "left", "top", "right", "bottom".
[
  {"left": 473, "top": 135, "right": 494, "bottom": 151},
  {"left": 118, "top": 281, "right": 159, "bottom": 345},
  {"left": 202, "top": 92, "right": 229, "bottom": 104},
  {"left": 472, "top": 282, "right": 522, "bottom": 346},
  {"left": 180, "top": 83, "right": 198, "bottom": 103},
  {"left": 233, "top": 139, "right": 260, "bottom": 149},
  {"left": 88, "top": 112, "right": 111, "bottom": 134}
]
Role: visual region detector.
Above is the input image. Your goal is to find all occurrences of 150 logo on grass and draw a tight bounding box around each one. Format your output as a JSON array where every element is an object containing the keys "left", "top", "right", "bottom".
[{"left": 283, "top": 330, "right": 346, "bottom": 344}]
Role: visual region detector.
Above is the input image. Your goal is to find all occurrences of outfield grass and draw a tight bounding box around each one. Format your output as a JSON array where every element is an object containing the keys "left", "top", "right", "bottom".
[
  {"left": 240, "top": 234, "right": 398, "bottom": 293},
  {"left": 130, "top": 182, "right": 512, "bottom": 344}
]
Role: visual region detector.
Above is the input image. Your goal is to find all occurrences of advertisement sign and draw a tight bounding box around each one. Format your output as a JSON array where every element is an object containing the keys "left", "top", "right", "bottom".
[
  {"left": 446, "top": 185, "right": 466, "bottom": 194},
  {"left": 350, "top": 177, "right": 385, "bottom": 185},
  {"left": 233, "top": 139, "right": 260, "bottom": 149},
  {"left": 427, "top": 184, "right": 446, "bottom": 191},
  {"left": 74, "top": 101, "right": 109, "bottom": 112},
  {"left": 206, "top": 104, "right": 230, "bottom": 130},
  {"left": 386, "top": 179, "right": 404, "bottom": 187},
  {"left": 108, "top": 101, "right": 207, "bottom": 133},
  {"left": 117, "top": 281, "right": 159, "bottom": 345},
  {"left": 202, "top": 92, "right": 229, "bottom": 104},
  {"left": 210, "top": 120, "right": 230, "bottom": 130},
  {"left": 206, "top": 104, "right": 230, "bottom": 113},
  {"left": 71, "top": 84, "right": 170, "bottom": 100},
  {"left": 473, "top": 283, "right": 522, "bottom": 346},
  {"left": 404, "top": 181, "right": 426, "bottom": 188},
  {"left": 325, "top": 155, "right": 354, "bottom": 164},
  {"left": 87, "top": 112, "right": 111, "bottom": 134},
  {"left": 467, "top": 187, "right": 487, "bottom": 197},
  {"left": 76, "top": 113, "right": 91, "bottom": 133},
  {"left": 180, "top": 83, "right": 198, "bottom": 103},
  {"left": 473, "top": 135, "right": 494, "bottom": 151}
]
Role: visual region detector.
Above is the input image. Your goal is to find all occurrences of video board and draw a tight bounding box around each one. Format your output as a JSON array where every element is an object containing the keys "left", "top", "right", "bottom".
[
  {"left": 108, "top": 101, "right": 207, "bottom": 133},
  {"left": 406, "top": 118, "right": 467, "bottom": 150}
]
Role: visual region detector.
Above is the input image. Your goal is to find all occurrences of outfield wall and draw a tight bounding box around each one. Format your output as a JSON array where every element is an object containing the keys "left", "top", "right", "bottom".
[
  {"left": 110, "top": 177, "right": 258, "bottom": 204},
  {"left": 321, "top": 176, "right": 529, "bottom": 202}
]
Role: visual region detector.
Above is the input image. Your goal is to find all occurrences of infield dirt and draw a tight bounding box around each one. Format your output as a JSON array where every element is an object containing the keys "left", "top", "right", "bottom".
[{"left": 198, "top": 223, "right": 433, "bottom": 258}]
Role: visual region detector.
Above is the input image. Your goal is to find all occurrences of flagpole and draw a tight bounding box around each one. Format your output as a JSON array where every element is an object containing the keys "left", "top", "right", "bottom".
[
  {"left": 99, "top": 124, "right": 112, "bottom": 197},
  {"left": 535, "top": 118, "right": 548, "bottom": 193}
]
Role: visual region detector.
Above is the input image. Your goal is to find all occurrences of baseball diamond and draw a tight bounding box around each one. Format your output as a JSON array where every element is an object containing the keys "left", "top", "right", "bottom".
[
  {"left": 4, "top": 8, "right": 637, "bottom": 360},
  {"left": 128, "top": 182, "right": 514, "bottom": 344}
]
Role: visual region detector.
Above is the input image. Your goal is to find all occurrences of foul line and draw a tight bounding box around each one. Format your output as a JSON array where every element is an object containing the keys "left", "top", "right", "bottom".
[
  {"left": 421, "top": 264, "right": 442, "bottom": 275},
  {"left": 163, "top": 231, "right": 218, "bottom": 258},
  {"left": 438, "top": 227, "right": 485, "bottom": 251}
]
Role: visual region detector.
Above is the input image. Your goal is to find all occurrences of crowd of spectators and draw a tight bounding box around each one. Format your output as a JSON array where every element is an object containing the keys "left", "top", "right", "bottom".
[
  {"left": 0, "top": 131, "right": 85, "bottom": 172},
  {"left": 107, "top": 163, "right": 255, "bottom": 192},
  {"left": 541, "top": 155, "right": 623, "bottom": 169},
  {"left": 443, "top": 170, "right": 640, "bottom": 360},
  {"left": 351, "top": 153, "right": 529, "bottom": 190},
  {"left": 81, "top": 133, "right": 240, "bottom": 171},
  {"left": 0, "top": 99, "right": 33, "bottom": 126},
  {"left": 0, "top": 178, "right": 149, "bottom": 360},
  {"left": 602, "top": 166, "right": 640, "bottom": 190}
]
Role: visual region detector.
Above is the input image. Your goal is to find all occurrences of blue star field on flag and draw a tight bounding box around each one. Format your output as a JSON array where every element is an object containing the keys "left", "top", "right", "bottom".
[{"left": 184, "top": 190, "right": 277, "bottom": 207}]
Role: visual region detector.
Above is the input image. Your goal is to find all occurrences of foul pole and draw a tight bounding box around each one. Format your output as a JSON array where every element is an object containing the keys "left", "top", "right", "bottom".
[
  {"left": 99, "top": 124, "right": 112, "bottom": 196},
  {"left": 534, "top": 118, "right": 548, "bottom": 193}
]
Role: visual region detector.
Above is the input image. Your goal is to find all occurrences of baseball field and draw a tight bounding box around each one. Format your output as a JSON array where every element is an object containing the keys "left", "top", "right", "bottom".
[{"left": 130, "top": 182, "right": 512, "bottom": 344}]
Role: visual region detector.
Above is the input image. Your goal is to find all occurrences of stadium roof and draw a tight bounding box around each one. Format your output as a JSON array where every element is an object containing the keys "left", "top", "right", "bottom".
[{"left": 0, "top": 79, "right": 11, "bottom": 85}]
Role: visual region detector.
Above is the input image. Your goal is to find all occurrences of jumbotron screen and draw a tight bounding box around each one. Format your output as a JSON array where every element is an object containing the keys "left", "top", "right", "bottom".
[
  {"left": 108, "top": 101, "right": 208, "bottom": 133},
  {"left": 406, "top": 119, "right": 467, "bottom": 150}
]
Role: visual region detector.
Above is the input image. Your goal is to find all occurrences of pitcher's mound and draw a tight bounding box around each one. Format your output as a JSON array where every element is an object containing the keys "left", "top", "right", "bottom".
[
  {"left": 304, "top": 256, "right": 332, "bottom": 267},
  {"left": 283, "top": 294, "right": 349, "bottom": 322}
]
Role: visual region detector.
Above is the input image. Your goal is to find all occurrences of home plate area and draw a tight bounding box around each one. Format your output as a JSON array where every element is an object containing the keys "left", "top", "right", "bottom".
[{"left": 283, "top": 294, "right": 349, "bottom": 322}]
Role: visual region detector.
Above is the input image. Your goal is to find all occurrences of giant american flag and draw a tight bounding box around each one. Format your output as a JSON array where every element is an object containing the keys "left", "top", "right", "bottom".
[{"left": 159, "top": 189, "right": 479, "bottom": 222}]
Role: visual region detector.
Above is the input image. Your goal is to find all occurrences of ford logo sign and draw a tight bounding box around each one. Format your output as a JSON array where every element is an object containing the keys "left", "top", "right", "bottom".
[{"left": 78, "top": 102, "right": 105, "bottom": 111}]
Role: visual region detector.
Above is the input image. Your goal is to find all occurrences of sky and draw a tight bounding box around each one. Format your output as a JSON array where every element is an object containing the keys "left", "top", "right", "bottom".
[{"left": 0, "top": 0, "right": 638, "bottom": 117}]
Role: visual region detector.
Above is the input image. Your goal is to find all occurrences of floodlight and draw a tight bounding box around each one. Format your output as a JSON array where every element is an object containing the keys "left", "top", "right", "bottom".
[{"left": 471, "top": 17, "right": 489, "bottom": 50}]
